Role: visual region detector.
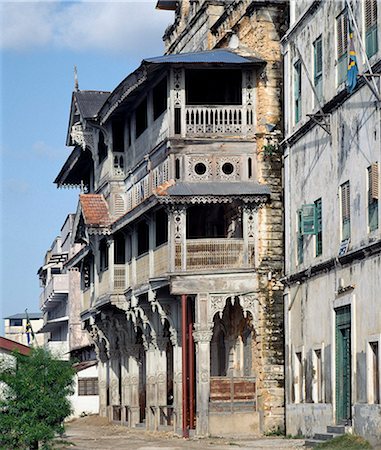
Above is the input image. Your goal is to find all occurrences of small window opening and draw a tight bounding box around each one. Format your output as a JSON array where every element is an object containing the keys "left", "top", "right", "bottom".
[
  {"left": 194, "top": 162, "right": 206, "bottom": 175},
  {"left": 174, "top": 107, "right": 181, "bottom": 134},
  {"left": 137, "top": 221, "right": 149, "bottom": 256},
  {"left": 155, "top": 209, "right": 168, "bottom": 247},
  {"left": 153, "top": 77, "right": 167, "bottom": 120},
  {"left": 222, "top": 162, "right": 234, "bottom": 175},
  {"left": 248, "top": 157, "right": 252, "bottom": 179},
  {"left": 10, "top": 319, "right": 23, "bottom": 327},
  {"left": 175, "top": 158, "right": 180, "bottom": 180},
  {"left": 135, "top": 97, "right": 148, "bottom": 138}
]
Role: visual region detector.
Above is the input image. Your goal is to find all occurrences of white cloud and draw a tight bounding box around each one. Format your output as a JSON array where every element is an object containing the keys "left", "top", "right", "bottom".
[{"left": 0, "top": 1, "right": 174, "bottom": 54}]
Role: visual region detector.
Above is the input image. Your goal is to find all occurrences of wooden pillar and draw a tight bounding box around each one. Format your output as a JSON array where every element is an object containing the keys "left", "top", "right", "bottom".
[{"left": 181, "top": 294, "right": 189, "bottom": 437}]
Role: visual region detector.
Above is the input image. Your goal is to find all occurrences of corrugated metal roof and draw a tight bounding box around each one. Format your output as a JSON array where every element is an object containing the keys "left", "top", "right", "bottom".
[
  {"left": 144, "top": 49, "right": 264, "bottom": 65},
  {"left": 4, "top": 313, "right": 42, "bottom": 320},
  {"left": 165, "top": 182, "right": 271, "bottom": 196},
  {"left": 74, "top": 91, "right": 110, "bottom": 119}
]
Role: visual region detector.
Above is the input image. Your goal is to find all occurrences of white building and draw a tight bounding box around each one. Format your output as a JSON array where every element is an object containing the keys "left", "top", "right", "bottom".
[
  {"left": 4, "top": 313, "right": 44, "bottom": 347},
  {"left": 282, "top": 0, "right": 381, "bottom": 445}
]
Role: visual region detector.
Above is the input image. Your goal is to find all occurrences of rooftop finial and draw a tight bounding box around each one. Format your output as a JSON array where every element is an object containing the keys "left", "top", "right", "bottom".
[{"left": 74, "top": 65, "right": 79, "bottom": 91}]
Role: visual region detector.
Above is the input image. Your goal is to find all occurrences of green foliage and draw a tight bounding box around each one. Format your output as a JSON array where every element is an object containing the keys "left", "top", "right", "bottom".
[
  {"left": 315, "top": 434, "right": 373, "bottom": 449},
  {"left": 0, "top": 347, "right": 75, "bottom": 450}
]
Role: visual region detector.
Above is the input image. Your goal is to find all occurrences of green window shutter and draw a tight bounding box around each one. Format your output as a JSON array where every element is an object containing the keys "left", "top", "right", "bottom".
[
  {"left": 365, "top": 0, "right": 378, "bottom": 58},
  {"left": 301, "top": 204, "right": 316, "bottom": 235},
  {"left": 297, "top": 210, "right": 304, "bottom": 265},
  {"left": 368, "top": 164, "right": 379, "bottom": 231},
  {"left": 294, "top": 60, "right": 302, "bottom": 123},
  {"left": 341, "top": 181, "right": 351, "bottom": 240},
  {"left": 315, "top": 198, "right": 323, "bottom": 256},
  {"left": 314, "top": 37, "right": 323, "bottom": 79}
]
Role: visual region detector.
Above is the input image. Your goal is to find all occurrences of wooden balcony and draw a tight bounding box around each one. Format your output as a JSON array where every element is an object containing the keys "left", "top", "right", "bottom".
[
  {"left": 185, "top": 105, "right": 254, "bottom": 136},
  {"left": 175, "top": 238, "right": 253, "bottom": 271},
  {"left": 40, "top": 274, "right": 69, "bottom": 310},
  {"left": 136, "top": 253, "right": 150, "bottom": 285}
]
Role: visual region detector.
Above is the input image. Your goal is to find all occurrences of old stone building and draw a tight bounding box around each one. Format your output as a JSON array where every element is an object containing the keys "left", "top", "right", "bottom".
[
  {"left": 282, "top": 0, "right": 381, "bottom": 446},
  {"left": 51, "top": 0, "right": 287, "bottom": 436},
  {"left": 37, "top": 214, "right": 99, "bottom": 417}
]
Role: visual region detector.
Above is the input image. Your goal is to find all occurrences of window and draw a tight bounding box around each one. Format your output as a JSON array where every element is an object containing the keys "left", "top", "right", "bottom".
[
  {"left": 365, "top": 0, "right": 378, "bottom": 58},
  {"left": 297, "top": 210, "right": 304, "bottom": 265},
  {"left": 98, "top": 131, "right": 107, "bottom": 163},
  {"left": 135, "top": 97, "right": 148, "bottom": 138},
  {"left": 341, "top": 181, "right": 351, "bottom": 240},
  {"left": 369, "top": 341, "right": 380, "bottom": 404},
  {"left": 78, "top": 377, "right": 99, "bottom": 396},
  {"left": 153, "top": 77, "right": 167, "bottom": 120},
  {"left": 112, "top": 119, "right": 125, "bottom": 153},
  {"left": 315, "top": 198, "right": 323, "bottom": 256},
  {"left": 294, "top": 60, "right": 302, "bottom": 123},
  {"left": 99, "top": 239, "right": 109, "bottom": 271},
  {"left": 337, "top": 11, "right": 348, "bottom": 85},
  {"left": 313, "top": 36, "right": 323, "bottom": 103},
  {"left": 368, "top": 163, "right": 379, "bottom": 232},
  {"left": 10, "top": 319, "right": 23, "bottom": 327}
]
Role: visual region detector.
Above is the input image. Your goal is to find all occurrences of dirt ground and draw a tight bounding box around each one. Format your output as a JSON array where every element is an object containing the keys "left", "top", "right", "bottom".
[{"left": 58, "top": 416, "right": 306, "bottom": 450}]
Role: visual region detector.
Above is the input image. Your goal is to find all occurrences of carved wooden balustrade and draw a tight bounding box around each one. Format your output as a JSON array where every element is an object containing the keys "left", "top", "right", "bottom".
[{"left": 185, "top": 105, "right": 254, "bottom": 136}]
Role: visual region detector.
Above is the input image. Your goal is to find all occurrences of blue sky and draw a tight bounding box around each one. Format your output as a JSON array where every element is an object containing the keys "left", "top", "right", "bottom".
[{"left": 0, "top": 1, "right": 173, "bottom": 331}]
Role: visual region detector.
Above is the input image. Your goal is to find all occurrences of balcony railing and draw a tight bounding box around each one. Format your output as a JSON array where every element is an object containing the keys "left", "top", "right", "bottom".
[
  {"left": 153, "top": 244, "right": 169, "bottom": 277},
  {"left": 114, "top": 264, "right": 126, "bottom": 291},
  {"left": 40, "top": 274, "right": 69, "bottom": 309},
  {"left": 136, "top": 253, "right": 149, "bottom": 285},
  {"left": 176, "top": 238, "right": 247, "bottom": 271},
  {"left": 47, "top": 340, "right": 70, "bottom": 359},
  {"left": 185, "top": 105, "right": 253, "bottom": 136}
]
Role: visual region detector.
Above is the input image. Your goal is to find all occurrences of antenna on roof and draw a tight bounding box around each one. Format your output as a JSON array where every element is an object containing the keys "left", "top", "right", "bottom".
[{"left": 74, "top": 65, "right": 79, "bottom": 91}]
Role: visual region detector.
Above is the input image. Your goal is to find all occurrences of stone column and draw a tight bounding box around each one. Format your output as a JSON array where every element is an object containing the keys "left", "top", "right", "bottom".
[
  {"left": 128, "top": 345, "right": 140, "bottom": 427},
  {"left": 120, "top": 350, "right": 130, "bottom": 425},
  {"left": 156, "top": 337, "right": 168, "bottom": 430},
  {"left": 145, "top": 341, "right": 157, "bottom": 430},
  {"left": 98, "top": 358, "right": 108, "bottom": 417},
  {"left": 109, "top": 348, "right": 121, "bottom": 420},
  {"left": 193, "top": 324, "right": 213, "bottom": 437}
]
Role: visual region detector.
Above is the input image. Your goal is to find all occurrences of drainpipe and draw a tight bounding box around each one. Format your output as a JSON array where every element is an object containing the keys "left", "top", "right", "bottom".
[
  {"left": 181, "top": 294, "right": 189, "bottom": 438},
  {"left": 188, "top": 298, "right": 195, "bottom": 430}
]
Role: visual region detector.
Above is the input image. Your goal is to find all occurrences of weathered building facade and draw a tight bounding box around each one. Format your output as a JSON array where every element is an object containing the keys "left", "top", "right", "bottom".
[
  {"left": 282, "top": 0, "right": 381, "bottom": 445},
  {"left": 52, "top": 0, "right": 287, "bottom": 436},
  {"left": 38, "top": 214, "right": 99, "bottom": 416}
]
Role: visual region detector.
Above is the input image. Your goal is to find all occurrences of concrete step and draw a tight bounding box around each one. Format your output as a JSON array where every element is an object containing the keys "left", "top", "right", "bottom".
[
  {"left": 326, "top": 425, "right": 346, "bottom": 434},
  {"left": 313, "top": 432, "right": 342, "bottom": 441},
  {"left": 305, "top": 439, "right": 326, "bottom": 448}
]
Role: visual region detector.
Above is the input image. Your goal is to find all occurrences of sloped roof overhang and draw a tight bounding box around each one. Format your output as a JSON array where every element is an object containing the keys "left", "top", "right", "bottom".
[
  {"left": 54, "top": 146, "right": 92, "bottom": 188},
  {"left": 98, "top": 49, "right": 265, "bottom": 125}
]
